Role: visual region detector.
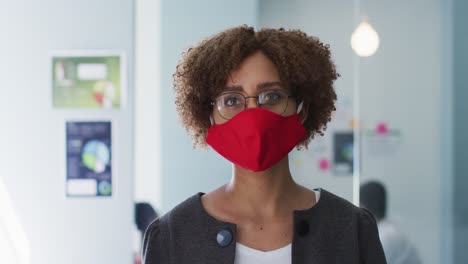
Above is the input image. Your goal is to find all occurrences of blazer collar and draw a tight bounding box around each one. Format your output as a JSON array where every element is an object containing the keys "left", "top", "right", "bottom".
[{"left": 192, "top": 188, "right": 331, "bottom": 243}]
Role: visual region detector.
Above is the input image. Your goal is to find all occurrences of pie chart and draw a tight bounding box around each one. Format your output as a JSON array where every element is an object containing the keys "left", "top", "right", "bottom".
[{"left": 82, "top": 140, "right": 110, "bottom": 173}]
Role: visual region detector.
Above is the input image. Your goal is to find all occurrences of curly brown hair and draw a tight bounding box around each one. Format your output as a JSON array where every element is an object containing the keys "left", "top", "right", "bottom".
[{"left": 173, "top": 25, "right": 339, "bottom": 149}]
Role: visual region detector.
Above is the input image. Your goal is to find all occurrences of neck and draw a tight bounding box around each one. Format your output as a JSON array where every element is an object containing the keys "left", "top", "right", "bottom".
[{"left": 224, "top": 156, "right": 301, "bottom": 218}]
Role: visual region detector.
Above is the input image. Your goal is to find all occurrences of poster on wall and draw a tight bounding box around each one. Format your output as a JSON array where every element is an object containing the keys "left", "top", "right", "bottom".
[
  {"left": 333, "top": 131, "right": 354, "bottom": 175},
  {"left": 66, "top": 121, "right": 113, "bottom": 197},
  {"left": 51, "top": 51, "right": 126, "bottom": 109}
]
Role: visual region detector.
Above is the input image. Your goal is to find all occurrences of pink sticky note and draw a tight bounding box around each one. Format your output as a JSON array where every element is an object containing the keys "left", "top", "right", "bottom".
[
  {"left": 318, "top": 158, "right": 330, "bottom": 171},
  {"left": 376, "top": 122, "right": 389, "bottom": 136}
]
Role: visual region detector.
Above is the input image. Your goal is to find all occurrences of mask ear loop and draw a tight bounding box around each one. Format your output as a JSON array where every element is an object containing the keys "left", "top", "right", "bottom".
[
  {"left": 210, "top": 115, "right": 215, "bottom": 125},
  {"left": 297, "top": 101, "right": 307, "bottom": 124},
  {"left": 297, "top": 101, "right": 304, "bottom": 114}
]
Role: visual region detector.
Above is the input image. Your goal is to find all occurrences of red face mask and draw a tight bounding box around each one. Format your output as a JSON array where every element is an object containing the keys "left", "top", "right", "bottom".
[{"left": 206, "top": 107, "right": 307, "bottom": 172}]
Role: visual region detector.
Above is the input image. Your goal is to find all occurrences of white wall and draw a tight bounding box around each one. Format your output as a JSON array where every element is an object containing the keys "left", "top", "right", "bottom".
[
  {"left": 0, "top": 1, "right": 135, "bottom": 263},
  {"left": 259, "top": 0, "right": 444, "bottom": 263}
]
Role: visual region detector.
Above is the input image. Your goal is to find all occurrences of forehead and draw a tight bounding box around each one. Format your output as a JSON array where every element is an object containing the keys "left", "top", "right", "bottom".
[{"left": 225, "top": 51, "right": 280, "bottom": 89}]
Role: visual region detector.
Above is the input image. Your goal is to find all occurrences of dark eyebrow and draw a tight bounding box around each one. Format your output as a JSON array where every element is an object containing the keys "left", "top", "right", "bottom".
[
  {"left": 223, "top": 85, "right": 243, "bottom": 93},
  {"left": 257, "top": 81, "right": 283, "bottom": 90},
  {"left": 222, "top": 82, "right": 283, "bottom": 93}
]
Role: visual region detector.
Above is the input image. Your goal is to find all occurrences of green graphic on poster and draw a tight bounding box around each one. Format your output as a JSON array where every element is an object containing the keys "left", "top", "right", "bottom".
[{"left": 52, "top": 52, "right": 125, "bottom": 108}]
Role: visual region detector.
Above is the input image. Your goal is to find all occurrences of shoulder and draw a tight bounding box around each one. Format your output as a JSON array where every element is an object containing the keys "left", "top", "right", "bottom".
[
  {"left": 163, "top": 192, "right": 203, "bottom": 221},
  {"left": 319, "top": 189, "right": 379, "bottom": 230},
  {"left": 319, "top": 189, "right": 386, "bottom": 262},
  {"left": 141, "top": 193, "right": 202, "bottom": 263},
  {"left": 319, "top": 189, "right": 372, "bottom": 219},
  {"left": 141, "top": 218, "right": 164, "bottom": 263},
  {"left": 145, "top": 192, "right": 202, "bottom": 235}
]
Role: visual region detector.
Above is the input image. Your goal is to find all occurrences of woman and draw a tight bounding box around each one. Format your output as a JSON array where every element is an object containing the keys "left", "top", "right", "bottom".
[{"left": 142, "top": 26, "right": 386, "bottom": 264}]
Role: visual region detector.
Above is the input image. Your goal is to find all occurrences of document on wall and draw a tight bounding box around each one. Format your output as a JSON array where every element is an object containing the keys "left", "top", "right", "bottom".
[
  {"left": 65, "top": 121, "right": 113, "bottom": 197},
  {"left": 52, "top": 51, "right": 126, "bottom": 109},
  {"left": 333, "top": 131, "right": 354, "bottom": 175}
]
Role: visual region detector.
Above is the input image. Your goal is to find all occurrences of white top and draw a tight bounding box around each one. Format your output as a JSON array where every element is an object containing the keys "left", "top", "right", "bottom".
[
  {"left": 378, "top": 220, "right": 422, "bottom": 264},
  {"left": 234, "top": 189, "right": 321, "bottom": 264}
]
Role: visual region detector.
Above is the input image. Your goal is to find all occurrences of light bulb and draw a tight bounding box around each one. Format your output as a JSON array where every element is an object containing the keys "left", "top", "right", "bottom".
[{"left": 351, "top": 19, "right": 380, "bottom": 57}]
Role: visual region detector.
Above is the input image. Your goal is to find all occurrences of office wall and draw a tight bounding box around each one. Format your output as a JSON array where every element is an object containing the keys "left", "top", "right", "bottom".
[
  {"left": 158, "top": 0, "right": 259, "bottom": 213},
  {"left": 259, "top": 0, "right": 443, "bottom": 263},
  {"left": 0, "top": 1, "right": 134, "bottom": 263},
  {"left": 453, "top": 0, "right": 468, "bottom": 262}
]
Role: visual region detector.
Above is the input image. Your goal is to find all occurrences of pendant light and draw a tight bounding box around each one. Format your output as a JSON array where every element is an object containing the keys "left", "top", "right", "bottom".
[{"left": 351, "top": 17, "right": 380, "bottom": 57}]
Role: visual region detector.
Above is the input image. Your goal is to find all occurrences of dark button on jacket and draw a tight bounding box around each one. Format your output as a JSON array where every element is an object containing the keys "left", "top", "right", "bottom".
[
  {"left": 142, "top": 189, "right": 387, "bottom": 264},
  {"left": 216, "top": 229, "right": 233, "bottom": 247}
]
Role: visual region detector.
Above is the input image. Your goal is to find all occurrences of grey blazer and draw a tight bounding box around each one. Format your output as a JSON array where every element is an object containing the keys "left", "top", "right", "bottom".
[{"left": 142, "top": 189, "right": 387, "bottom": 264}]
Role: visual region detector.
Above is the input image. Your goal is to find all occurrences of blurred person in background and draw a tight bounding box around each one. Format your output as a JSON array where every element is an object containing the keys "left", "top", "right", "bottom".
[
  {"left": 360, "top": 181, "right": 422, "bottom": 264},
  {"left": 135, "top": 203, "right": 158, "bottom": 264}
]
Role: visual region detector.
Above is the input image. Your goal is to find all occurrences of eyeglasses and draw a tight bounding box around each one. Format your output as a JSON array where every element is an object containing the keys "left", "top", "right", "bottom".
[{"left": 211, "top": 89, "right": 295, "bottom": 120}]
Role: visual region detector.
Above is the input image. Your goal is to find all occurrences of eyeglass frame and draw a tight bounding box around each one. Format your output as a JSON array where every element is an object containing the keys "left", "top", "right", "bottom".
[{"left": 210, "top": 89, "right": 296, "bottom": 120}]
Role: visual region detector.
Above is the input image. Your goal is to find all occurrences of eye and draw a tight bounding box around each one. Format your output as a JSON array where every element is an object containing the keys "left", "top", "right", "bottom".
[
  {"left": 223, "top": 94, "right": 243, "bottom": 107},
  {"left": 261, "top": 90, "right": 284, "bottom": 105}
]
